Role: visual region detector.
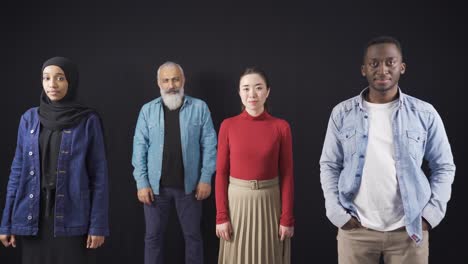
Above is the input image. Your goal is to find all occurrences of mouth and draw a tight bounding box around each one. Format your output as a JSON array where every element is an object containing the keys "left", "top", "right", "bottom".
[
  {"left": 47, "top": 91, "right": 60, "bottom": 95},
  {"left": 374, "top": 79, "right": 391, "bottom": 85},
  {"left": 166, "top": 89, "right": 180, "bottom": 94}
]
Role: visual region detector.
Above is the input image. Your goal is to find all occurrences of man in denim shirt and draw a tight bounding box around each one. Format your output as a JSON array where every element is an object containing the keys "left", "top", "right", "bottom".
[
  {"left": 319, "top": 36, "right": 455, "bottom": 264},
  {"left": 132, "top": 62, "right": 217, "bottom": 264}
]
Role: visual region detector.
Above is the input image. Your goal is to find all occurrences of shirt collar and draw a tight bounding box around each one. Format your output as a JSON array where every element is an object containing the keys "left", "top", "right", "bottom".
[{"left": 358, "top": 87, "right": 405, "bottom": 110}]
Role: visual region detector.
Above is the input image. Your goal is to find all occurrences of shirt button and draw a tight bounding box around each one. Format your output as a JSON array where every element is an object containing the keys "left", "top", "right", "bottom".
[
  {"left": 29, "top": 171, "right": 35, "bottom": 176},
  {"left": 356, "top": 174, "right": 361, "bottom": 177},
  {"left": 28, "top": 151, "right": 33, "bottom": 156},
  {"left": 364, "top": 115, "right": 368, "bottom": 119},
  {"left": 29, "top": 194, "right": 34, "bottom": 199},
  {"left": 27, "top": 215, "right": 32, "bottom": 220},
  {"left": 363, "top": 135, "right": 367, "bottom": 138},
  {"left": 30, "top": 129, "right": 34, "bottom": 134},
  {"left": 359, "top": 155, "right": 365, "bottom": 158}
]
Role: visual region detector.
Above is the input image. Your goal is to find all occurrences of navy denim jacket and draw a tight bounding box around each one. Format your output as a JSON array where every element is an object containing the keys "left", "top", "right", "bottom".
[
  {"left": 320, "top": 88, "right": 455, "bottom": 244},
  {"left": 0, "top": 107, "right": 109, "bottom": 236}
]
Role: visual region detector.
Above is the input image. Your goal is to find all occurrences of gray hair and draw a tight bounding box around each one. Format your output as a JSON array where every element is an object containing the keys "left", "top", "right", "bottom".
[{"left": 157, "top": 61, "right": 185, "bottom": 80}]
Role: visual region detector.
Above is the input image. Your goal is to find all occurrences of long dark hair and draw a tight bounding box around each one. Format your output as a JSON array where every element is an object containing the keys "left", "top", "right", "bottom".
[{"left": 239, "top": 67, "right": 271, "bottom": 112}]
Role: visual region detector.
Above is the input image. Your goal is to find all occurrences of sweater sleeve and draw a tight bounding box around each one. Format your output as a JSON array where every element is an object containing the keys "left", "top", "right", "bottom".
[
  {"left": 215, "top": 120, "right": 231, "bottom": 224},
  {"left": 279, "top": 121, "right": 295, "bottom": 227}
]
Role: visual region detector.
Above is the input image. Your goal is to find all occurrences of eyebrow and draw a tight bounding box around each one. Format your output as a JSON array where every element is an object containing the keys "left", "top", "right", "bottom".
[
  {"left": 242, "top": 83, "right": 264, "bottom": 87},
  {"left": 42, "top": 73, "right": 65, "bottom": 76},
  {"left": 368, "top": 56, "right": 398, "bottom": 60}
]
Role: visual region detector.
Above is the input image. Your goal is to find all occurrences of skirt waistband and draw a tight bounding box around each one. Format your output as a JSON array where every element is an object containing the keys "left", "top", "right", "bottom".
[{"left": 229, "top": 176, "right": 279, "bottom": 190}]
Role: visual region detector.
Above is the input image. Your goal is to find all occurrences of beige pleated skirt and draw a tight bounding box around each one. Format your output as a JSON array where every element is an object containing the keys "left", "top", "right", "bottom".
[{"left": 218, "top": 176, "right": 291, "bottom": 264}]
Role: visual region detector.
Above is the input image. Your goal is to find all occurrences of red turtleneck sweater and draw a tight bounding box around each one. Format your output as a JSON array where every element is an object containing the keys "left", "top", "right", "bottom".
[{"left": 215, "top": 110, "right": 294, "bottom": 227}]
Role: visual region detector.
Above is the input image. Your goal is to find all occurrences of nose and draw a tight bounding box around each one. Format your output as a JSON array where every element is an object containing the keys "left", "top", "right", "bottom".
[
  {"left": 377, "top": 63, "right": 388, "bottom": 75},
  {"left": 167, "top": 80, "right": 175, "bottom": 89},
  {"left": 248, "top": 88, "right": 256, "bottom": 97},
  {"left": 48, "top": 79, "right": 58, "bottom": 88}
]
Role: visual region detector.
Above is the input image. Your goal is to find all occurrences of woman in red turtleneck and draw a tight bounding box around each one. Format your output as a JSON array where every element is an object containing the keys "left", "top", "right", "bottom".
[{"left": 215, "top": 67, "right": 294, "bottom": 264}]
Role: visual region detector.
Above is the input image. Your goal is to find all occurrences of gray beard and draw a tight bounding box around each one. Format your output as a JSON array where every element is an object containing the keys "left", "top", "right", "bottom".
[{"left": 160, "top": 87, "right": 184, "bottom": 110}]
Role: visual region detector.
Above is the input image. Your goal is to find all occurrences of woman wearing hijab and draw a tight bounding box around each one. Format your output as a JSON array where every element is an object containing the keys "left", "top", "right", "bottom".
[
  {"left": 215, "top": 67, "right": 294, "bottom": 264},
  {"left": 0, "top": 57, "right": 109, "bottom": 264}
]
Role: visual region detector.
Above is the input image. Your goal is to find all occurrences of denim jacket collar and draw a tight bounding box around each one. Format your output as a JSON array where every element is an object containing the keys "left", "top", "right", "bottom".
[{"left": 357, "top": 87, "right": 406, "bottom": 111}]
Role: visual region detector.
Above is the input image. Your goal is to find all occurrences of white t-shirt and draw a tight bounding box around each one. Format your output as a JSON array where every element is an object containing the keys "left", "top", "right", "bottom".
[{"left": 353, "top": 99, "right": 405, "bottom": 231}]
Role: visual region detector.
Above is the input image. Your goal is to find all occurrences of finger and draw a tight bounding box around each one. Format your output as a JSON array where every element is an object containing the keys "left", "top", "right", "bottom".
[
  {"left": 96, "top": 238, "right": 102, "bottom": 248},
  {"left": 215, "top": 229, "right": 220, "bottom": 238},
  {"left": 10, "top": 235, "right": 16, "bottom": 248},
  {"left": 195, "top": 185, "right": 200, "bottom": 199},
  {"left": 86, "top": 235, "right": 92, "bottom": 248},
  {"left": 197, "top": 191, "right": 206, "bottom": 200},
  {"left": 150, "top": 191, "right": 154, "bottom": 202},
  {"left": 1, "top": 237, "right": 8, "bottom": 247},
  {"left": 144, "top": 195, "right": 151, "bottom": 206},
  {"left": 280, "top": 230, "right": 286, "bottom": 241},
  {"left": 225, "top": 230, "right": 231, "bottom": 241},
  {"left": 91, "top": 237, "right": 98, "bottom": 249}
]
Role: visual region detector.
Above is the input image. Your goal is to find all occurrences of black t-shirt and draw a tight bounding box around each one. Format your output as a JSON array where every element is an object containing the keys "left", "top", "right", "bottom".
[{"left": 160, "top": 104, "right": 185, "bottom": 188}]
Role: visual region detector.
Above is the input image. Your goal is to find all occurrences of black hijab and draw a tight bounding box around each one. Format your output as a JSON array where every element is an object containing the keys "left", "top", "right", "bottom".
[{"left": 39, "top": 56, "right": 94, "bottom": 130}]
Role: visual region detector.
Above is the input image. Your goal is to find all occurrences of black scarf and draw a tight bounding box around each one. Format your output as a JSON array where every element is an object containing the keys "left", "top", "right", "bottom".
[{"left": 39, "top": 57, "right": 94, "bottom": 130}]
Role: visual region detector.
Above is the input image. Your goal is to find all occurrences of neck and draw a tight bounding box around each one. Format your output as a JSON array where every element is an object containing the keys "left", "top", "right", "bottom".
[
  {"left": 245, "top": 107, "right": 265, "bottom": 117},
  {"left": 367, "top": 86, "right": 399, "bottom": 104}
]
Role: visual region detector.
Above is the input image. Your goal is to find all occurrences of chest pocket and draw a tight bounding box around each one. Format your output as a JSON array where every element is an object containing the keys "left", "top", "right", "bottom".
[
  {"left": 341, "top": 128, "right": 357, "bottom": 157},
  {"left": 188, "top": 122, "right": 202, "bottom": 140},
  {"left": 406, "top": 130, "right": 427, "bottom": 160},
  {"left": 147, "top": 122, "right": 161, "bottom": 145}
]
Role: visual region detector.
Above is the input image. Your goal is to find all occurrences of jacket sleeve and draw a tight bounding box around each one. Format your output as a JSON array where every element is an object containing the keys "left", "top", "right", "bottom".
[
  {"left": 132, "top": 107, "right": 151, "bottom": 189},
  {"left": 198, "top": 102, "right": 217, "bottom": 184},
  {"left": 0, "top": 115, "right": 26, "bottom": 235},
  {"left": 319, "top": 112, "right": 351, "bottom": 228},
  {"left": 421, "top": 106, "right": 456, "bottom": 229},
  {"left": 85, "top": 114, "right": 110, "bottom": 236}
]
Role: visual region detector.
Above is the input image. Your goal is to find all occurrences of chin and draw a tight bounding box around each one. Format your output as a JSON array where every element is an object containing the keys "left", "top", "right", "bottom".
[{"left": 372, "top": 86, "right": 394, "bottom": 93}]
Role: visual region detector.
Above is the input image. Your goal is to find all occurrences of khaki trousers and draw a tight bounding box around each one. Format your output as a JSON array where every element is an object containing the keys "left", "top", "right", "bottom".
[{"left": 338, "top": 227, "right": 428, "bottom": 264}]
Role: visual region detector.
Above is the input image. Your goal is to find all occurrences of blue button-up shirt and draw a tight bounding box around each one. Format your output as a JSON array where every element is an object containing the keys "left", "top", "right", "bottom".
[
  {"left": 0, "top": 108, "right": 109, "bottom": 236},
  {"left": 319, "top": 88, "right": 455, "bottom": 244},
  {"left": 132, "top": 95, "right": 217, "bottom": 194}
]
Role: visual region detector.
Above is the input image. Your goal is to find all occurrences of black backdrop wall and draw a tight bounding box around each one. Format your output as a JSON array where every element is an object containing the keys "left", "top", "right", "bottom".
[{"left": 1, "top": 1, "right": 466, "bottom": 263}]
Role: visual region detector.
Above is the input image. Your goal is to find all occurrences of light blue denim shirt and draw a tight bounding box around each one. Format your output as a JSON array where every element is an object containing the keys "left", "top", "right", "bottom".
[
  {"left": 319, "top": 88, "right": 455, "bottom": 244},
  {"left": 132, "top": 95, "right": 217, "bottom": 194}
]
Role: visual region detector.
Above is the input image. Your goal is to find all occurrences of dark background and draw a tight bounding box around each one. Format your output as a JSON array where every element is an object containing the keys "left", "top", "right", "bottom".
[{"left": 1, "top": 1, "right": 466, "bottom": 263}]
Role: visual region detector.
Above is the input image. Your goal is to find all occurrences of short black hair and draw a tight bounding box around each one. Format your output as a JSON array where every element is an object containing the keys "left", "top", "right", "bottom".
[
  {"left": 363, "top": 36, "right": 403, "bottom": 61},
  {"left": 239, "top": 67, "right": 271, "bottom": 88}
]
